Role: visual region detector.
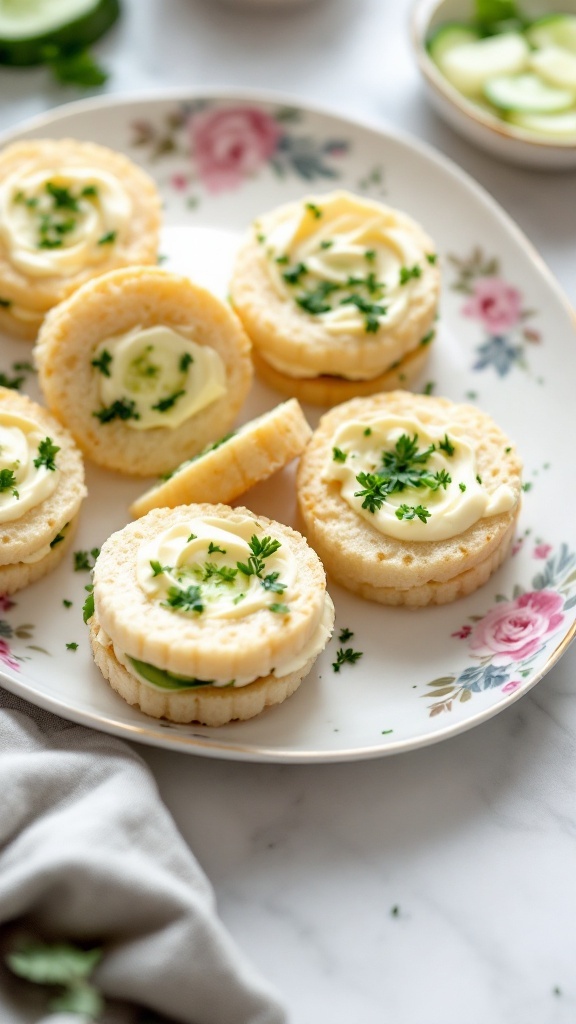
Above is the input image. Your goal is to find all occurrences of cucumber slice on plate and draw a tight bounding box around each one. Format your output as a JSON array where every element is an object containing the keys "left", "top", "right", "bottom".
[
  {"left": 508, "top": 108, "right": 576, "bottom": 138},
  {"left": 530, "top": 44, "right": 576, "bottom": 90},
  {"left": 0, "top": 0, "right": 120, "bottom": 66},
  {"left": 525, "top": 14, "right": 576, "bottom": 56},
  {"left": 427, "top": 22, "right": 481, "bottom": 65},
  {"left": 439, "top": 31, "right": 529, "bottom": 96},
  {"left": 484, "top": 71, "right": 576, "bottom": 113}
]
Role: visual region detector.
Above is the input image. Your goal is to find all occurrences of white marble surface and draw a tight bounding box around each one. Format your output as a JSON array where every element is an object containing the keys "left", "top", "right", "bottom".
[{"left": 2, "top": 1, "right": 576, "bottom": 1021}]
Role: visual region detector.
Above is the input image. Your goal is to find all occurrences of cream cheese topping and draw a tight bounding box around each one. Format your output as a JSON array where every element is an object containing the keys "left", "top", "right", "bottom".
[
  {"left": 260, "top": 191, "right": 427, "bottom": 338},
  {"left": 92, "top": 325, "right": 226, "bottom": 430},
  {"left": 0, "top": 412, "right": 60, "bottom": 523},
  {"left": 137, "top": 515, "right": 295, "bottom": 619},
  {"left": 326, "top": 416, "right": 516, "bottom": 541},
  {"left": 112, "top": 592, "right": 334, "bottom": 689},
  {"left": 0, "top": 167, "right": 131, "bottom": 278}
]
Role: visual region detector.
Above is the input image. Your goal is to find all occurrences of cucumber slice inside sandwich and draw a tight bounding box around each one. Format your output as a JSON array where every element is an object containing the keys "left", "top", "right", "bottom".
[
  {"left": 0, "top": 0, "right": 120, "bottom": 66},
  {"left": 484, "top": 71, "right": 575, "bottom": 113}
]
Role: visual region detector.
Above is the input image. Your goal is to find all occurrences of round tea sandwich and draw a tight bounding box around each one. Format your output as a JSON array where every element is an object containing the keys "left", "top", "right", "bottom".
[
  {"left": 87, "top": 504, "right": 334, "bottom": 725},
  {"left": 34, "top": 267, "right": 253, "bottom": 477},
  {"left": 0, "top": 387, "right": 86, "bottom": 594},
  {"left": 230, "top": 190, "right": 440, "bottom": 405},
  {"left": 129, "top": 398, "right": 312, "bottom": 518},
  {"left": 297, "top": 391, "right": 523, "bottom": 607},
  {"left": 0, "top": 138, "right": 161, "bottom": 340}
]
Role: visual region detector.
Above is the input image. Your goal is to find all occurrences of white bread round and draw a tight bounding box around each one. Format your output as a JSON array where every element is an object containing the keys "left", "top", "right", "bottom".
[
  {"left": 0, "top": 388, "right": 87, "bottom": 564},
  {"left": 297, "top": 391, "right": 523, "bottom": 606},
  {"left": 230, "top": 191, "right": 440, "bottom": 381},
  {"left": 0, "top": 138, "right": 161, "bottom": 324},
  {"left": 93, "top": 503, "right": 328, "bottom": 681},
  {"left": 251, "top": 340, "right": 432, "bottom": 407},
  {"left": 0, "top": 513, "right": 78, "bottom": 595},
  {"left": 129, "top": 398, "right": 312, "bottom": 518},
  {"left": 34, "top": 267, "right": 253, "bottom": 477},
  {"left": 90, "top": 612, "right": 315, "bottom": 726},
  {"left": 0, "top": 302, "right": 44, "bottom": 342}
]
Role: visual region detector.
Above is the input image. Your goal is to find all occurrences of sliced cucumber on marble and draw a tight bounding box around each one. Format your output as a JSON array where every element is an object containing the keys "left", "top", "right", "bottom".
[
  {"left": 0, "top": 0, "right": 120, "bottom": 66},
  {"left": 484, "top": 72, "right": 575, "bottom": 113}
]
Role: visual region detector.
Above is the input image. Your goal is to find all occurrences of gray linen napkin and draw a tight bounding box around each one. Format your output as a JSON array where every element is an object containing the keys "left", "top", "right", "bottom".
[{"left": 0, "top": 690, "right": 287, "bottom": 1024}]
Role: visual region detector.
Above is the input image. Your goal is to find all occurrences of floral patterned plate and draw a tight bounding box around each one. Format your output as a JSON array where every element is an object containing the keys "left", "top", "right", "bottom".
[{"left": 1, "top": 91, "right": 575, "bottom": 763}]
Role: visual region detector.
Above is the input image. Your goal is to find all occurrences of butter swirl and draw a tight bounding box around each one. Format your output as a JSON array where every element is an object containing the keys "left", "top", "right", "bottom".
[
  {"left": 0, "top": 412, "right": 60, "bottom": 523},
  {"left": 326, "top": 416, "right": 516, "bottom": 541}
]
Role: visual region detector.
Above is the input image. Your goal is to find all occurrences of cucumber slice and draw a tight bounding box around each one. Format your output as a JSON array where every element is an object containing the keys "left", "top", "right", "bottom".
[
  {"left": 525, "top": 14, "right": 576, "bottom": 56},
  {"left": 484, "top": 71, "right": 575, "bottom": 112},
  {"left": 0, "top": 0, "right": 120, "bottom": 66},
  {"left": 439, "top": 31, "right": 529, "bottom": 96},
  {"left": 128, "top": 656, "right": 215, "bottom": 691},
  {"left": 507, "top": 108, "right": 576, "bottom": 138},
  {"left": 530, "top": 44, "right": 576, "bottom": 90},
  {"left": 427, "top": 22, "right": 481, "bottom": 65}
]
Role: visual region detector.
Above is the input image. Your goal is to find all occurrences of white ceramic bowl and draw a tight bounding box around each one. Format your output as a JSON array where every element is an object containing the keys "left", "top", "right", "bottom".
[{"left": 411, "top": 0, "right": 576, "bottom": 169}]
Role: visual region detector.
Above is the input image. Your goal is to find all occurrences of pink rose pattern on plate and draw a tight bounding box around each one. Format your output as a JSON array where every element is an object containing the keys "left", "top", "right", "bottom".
[
  {"left": 424, "top": 542, "right": 576, "bottom": 716},
  {"left": 448, "top": 247, "right": 541, "bottom": 376},
  {"left": 131, "top": 101, "right": 349, "bottom": 201}
]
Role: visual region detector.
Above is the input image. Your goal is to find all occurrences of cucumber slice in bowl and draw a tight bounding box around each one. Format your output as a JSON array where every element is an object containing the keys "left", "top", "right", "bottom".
[
  {"left": 427, "top": 22, "right": 481, "bottom": 65},
  {"left": 484, "top": 71, "right": 576, "bottom": 113},
  {"left": 507, "top": 108, "right": 576, "bottom": 139},
  {"left": 530, "top": 45, "right": 576, "bottom": 90},
  {"left": 439, "top": 31, "right": 529, "bottom": 97},
  {"left": 525, "top": 14, "right": 576, "bottom": 56},
  {"left": 0, "top": 0, "right": 120, "bottom": 66}
]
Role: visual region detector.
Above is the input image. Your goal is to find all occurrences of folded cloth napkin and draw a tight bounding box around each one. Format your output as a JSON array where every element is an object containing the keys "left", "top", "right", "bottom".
[{"left": 0, "top": 689, "right": 287, "bottom": 1024}]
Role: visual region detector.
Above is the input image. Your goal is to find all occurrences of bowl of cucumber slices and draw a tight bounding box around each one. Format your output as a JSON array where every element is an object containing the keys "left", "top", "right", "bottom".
[{"left": 412, "top": 0, "right": 576, "bottom": 167}]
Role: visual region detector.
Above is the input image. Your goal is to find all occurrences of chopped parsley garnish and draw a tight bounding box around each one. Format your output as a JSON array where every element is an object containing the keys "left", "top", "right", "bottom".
[
  {"left": 0, "top": 371, "right": 25, "bottom": 390},
  {"left": 423, "top": 381, "right": 435, "bottom": 395},
  {"left": 363, "top": 427, "right": 372, "bottom": 436},
  {"left": 459, "top": 482, "right": 466, "bottom": 492},
  {"left": 0, "top": 297, "right": 12, "bottom": 308},
  {"left": 476, "top": 474, "right": 482, "bottom": 485},
  {"left": 82, "top": 585, "right": 95, "bottom": 623},
  {"left": 150, "top": 560, "right": 170, "bottom": 576},
  {"left": 305, "top": 202, "right": 323, "bottom": 218},
  {"left": 340, "top": 293, "right": 387, "bottom": 333},
  {"left": 364, "top": 249, "right": 376, "bottom": 262},
  {"left": 33, "top": 437, "right": 60, "bottom": 471},
  {"left": 426, "top": 253, "right": 438, "bottom": 264},
  {"left": 395, "top": 504, "right": 431, "bottom": 523},
  {"left": 74, "top": 551, "right": 92, "bottom": 572},
  {"left": 208, "top": 542, "right": 226, "bottom": 554},
  {"left": 97, "top": 231, "right": 117, "bottom": 245},
  {"left": 320, "top": 239, "right": 334, "bottom": 249},
  {"left": 179, "top": 352, "right": 193, "bottom": 373},
  {"left": 522, "top": 482, "right": 532, "bottom": 492},
  {"left": 332, "top": 647, "right": 363, "bottom": 671},
  {"left": 399, "top": 264, "right": 422, "bottom": 285},
  {"left": 282, "top": 262, "right": 308, "bottom": 285},
  {"left": 260, "top": 571, "right": 286, "bottom": 594},
  {"left": 66, "top": 642, "right": 79, "bottom": 651},
  {"left": 93, "top": 398, "right": 140, "bottom": 423},
  {"left": 438, "top": 434, "right": 455, "bottom": 457},
  {"left": 163, "top": 584, "right": 204, "bottom": 614},
  {"left": 0, "top": 468, "right": 18, "bottom": 498},
  {"left": 296, "top": 281, "right": 339, "bottom": 315},
  {"left": 269, "top": 603, "right": 289, "bottom": 614},
  {"left": 354, "top": 472, "right": 389, "bottom": 513},
  {"left": 63, "top": 599, "right": 73, "bottom": 608},
  {"left": 187, "top": 533, "right": 197, "bottom": 542},
  {"left": 91, "top": 349, "right": 112, "bottom": 376},
  {"left": 81, "top": 185, "right": 98, "bottom": 198},
  {"left": 202, "top": 563, "right": 238, "bottom": 584},
  {"left": 275, "top": 254, "right": 289, "bottom": 264},
  {"left": 50, "top": 532, "right": 65, "bottom": 548},
  {"left": 338, "top": 627, "right": 354, "bottom": 643},
  {"left": 256, "top": 232, "right": 266, "bottom": 243},
  {"left": 45, "top": 181, "right": 79, "bottom": 211},
  {"left": 420, "top": 329, "right": 435, "bottom": 347},
  {"left": 332, "top": 447, "right": 347, "bottom": 463},
  {"left": 152, "top": 390, "right": 185, "bottom": 413}
]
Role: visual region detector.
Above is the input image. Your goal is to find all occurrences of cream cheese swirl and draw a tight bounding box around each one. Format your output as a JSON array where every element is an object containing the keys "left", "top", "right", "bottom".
[{"left": 0, "top": 412, "right": 60, "bottom": 523}]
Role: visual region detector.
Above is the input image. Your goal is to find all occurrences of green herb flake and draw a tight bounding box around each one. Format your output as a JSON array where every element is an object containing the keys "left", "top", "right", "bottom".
[
  {"left": 505, "top": 446, "right": 512, "bottom": 453},
  {"left": 338, "top": 627, "right": 354, "bottom": 642},
  {"left": 423, "top": 381, "right": 435, "bottom": 395},
  {"left": 91, "top": 349, "right": 112, "bottom": 377},
  {"left": 332, "top": 446, "right": 347, "bottom": 463},
  {"left": 282, "top": 262, "right": 308, "bottom": 286},
  {"left": 179, "top": 352, "right": 194, "bottom": 373},
  {"left": 66, "top": 642, "right": 78, "bottom": 651},
  {"left": 163, "top": 584, "right": 204, "bottom": 614},
  {"left": 208, "top": 542, "right": 226, "bottom": 554},
  {"left": 0, "top": 468, "right": 18, "bottom": 498},
  {"left": 522, "top": 482, "right": 532, "bottom": 492},
  {"left": 332, "top": 647, "right": 363, "bottom": 672},
  {"left": 419, "top": 329, "right": 435, "bottom": 347},
  {"left": 34, "top": 436, "right": 60, "bottom": 471},
  {"left": 97, "top": 230, "right": 117, "bottom": 246},
  {"left": 45, "top": 181, "right": 79, "bottom": 211},
  {"left": 269, "top": 602, "right": 290, "bottom": 614},
  {"left": 93, "top": 398, "right": 140, "bottom": 424},
  {"left": 395, "top": 504, "right": 431, "bottom": 523},
  {"left": 0, "top": 371, "right": 25, "bottom": 390},
  {"left": 320, "top": 239, "right": 334, "bottom": 250},
  {"left": 399, "top": 264, "right": 422, "bottom": 285},
  {"left": 426, "top": 253, "right": 438, "bottom": 264},
  {"left": 150, "top": 560, "right": 170, "bottom": 576},
  {"left": 152, "top": 390, "right": 185, "bottom": 413},
  {"left": 364, "top": 249, "right": 376, "bottom": 262},
  {"left": 363, "top": 427, "right": 372, "bottom": 436},
  {"left": 74, "top": 551, "right": 92, "bottom": 572},
  {"left": 459, "top": 482, "right": 467, "bottom": 492},
  {"left": 82, "top": 585, "right": 95, "bottom": 623},
  {"left": 476, "top": 474, "right": 482, "bottom": 485},
  {"left": 63, "top": 599, "right": 73, "bottom": 608},
  {"left": 438, "top": 434, "right": 455, "bottom": 457},
  {"left": 260, "top": 571, "right": 286, "bottom": 594},
  {"left": 187, "top": 532, "right": 197, "bottom": 542},
  {"left": 305, "top": 202, "right": 323, "bottom": 218},
  {"left": 50, "top": 532, "right": 65, "bottom": 548},
  {"left": 0, "top": 297, "right": 12, "bottom": 308},
  {"left": 275, "top": 254, "right": 289, "bottom": 265}
]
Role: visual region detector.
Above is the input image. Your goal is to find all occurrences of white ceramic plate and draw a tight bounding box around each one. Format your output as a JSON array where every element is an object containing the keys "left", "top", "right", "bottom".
[{"left": 1, "top": 91, "right": 575, "bottom": 763}]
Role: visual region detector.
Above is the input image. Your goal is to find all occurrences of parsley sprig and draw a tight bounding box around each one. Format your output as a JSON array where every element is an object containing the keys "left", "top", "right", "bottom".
[
  {"left": 332, "top": 647, "right": 363, "bottom": 672},
  {"left": 352, "top": 433, "right": 455, "bottom": 523},
  {"left": 0, "top": 468, "right": 18, "bottom": 498},
  {"left": 33, "top": 436, "right": 60, "bottom": 471}
]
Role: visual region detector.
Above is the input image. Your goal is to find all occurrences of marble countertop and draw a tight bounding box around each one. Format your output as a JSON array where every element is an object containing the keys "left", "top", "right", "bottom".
[{"left": 2, "top": 2, "right": 576, "bottom": 1021}]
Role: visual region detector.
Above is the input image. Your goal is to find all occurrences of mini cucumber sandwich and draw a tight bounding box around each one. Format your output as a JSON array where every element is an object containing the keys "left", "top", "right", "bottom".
[
  {"left": 129, "top": 398, "right": 312, "bottom": 518},
  {"left": 87, "top": 503, "right": 334, "bottom": 725},
  {"left": 34, "top": 267, "right": 253, "bottom": 477},
  {"left": 0, "top": 386, "right": 86, "bottom": 595}
]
